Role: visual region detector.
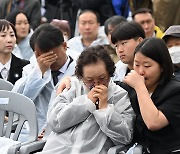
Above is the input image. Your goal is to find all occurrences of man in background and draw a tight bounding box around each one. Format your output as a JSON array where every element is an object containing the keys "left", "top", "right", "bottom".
[{"left": 132, "top": 8, "right": 164, "bottom": 38}]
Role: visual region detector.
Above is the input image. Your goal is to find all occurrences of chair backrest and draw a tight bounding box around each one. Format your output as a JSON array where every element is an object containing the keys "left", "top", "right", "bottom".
[
  {"left": 0, "top": 79, "right": 13, "bottom": 91},
  {"left": 0, "top": 90, "right": 38, "bottom": 142}
]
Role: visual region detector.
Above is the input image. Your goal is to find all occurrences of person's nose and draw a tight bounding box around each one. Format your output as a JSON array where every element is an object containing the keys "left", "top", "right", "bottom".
[
  {"left": 143, "top": 22, "right": 149, "bottom": 30},
  {"left": 84, "top": 23, "right": 90, "bottom": 29},
  {"left": 93, "top": 81, "right": 100, "bottom": 86},
  {"left": 6, "top": 35, "right": 13, "bottom": 43},
  {"left": 116, "top": 44, "right": 123, "bottom": 53},
  {"left": 21, "top": 23, "right": 26, "bottom": 28},
  {"left": 138, "top": 66, "right": 145, "bottom": 76}
]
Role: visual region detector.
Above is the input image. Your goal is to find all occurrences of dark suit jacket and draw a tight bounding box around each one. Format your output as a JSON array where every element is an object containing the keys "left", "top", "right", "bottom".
[
  {"left": 0, "top": 0, "right": 41, "bottom": 29},
  {"left": 7, "top": 54, "right": 30, "bottom": 84},
  {"left": 115, "top": 77, "right": 180, "bottom": 153}
]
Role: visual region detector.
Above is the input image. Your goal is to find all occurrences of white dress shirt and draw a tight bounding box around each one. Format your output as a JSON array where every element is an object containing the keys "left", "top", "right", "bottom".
[
  {"left": 67, "top": 29, "right": 109, "bottom": 58},
  {"left": 0, "top": 57, "right": 11, "bottom": 80}
]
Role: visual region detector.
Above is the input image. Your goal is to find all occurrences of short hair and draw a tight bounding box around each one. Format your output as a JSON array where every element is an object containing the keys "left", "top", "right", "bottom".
[
  {"left": 0, "top": 19, "right": 17, "bottom": 37},
  {"left": 75, "top": 45, "right": 115, "bottom": 79},
  {"left": 104, "top": 15, "right": 127, "bottom": 36},
  {"left": 50, "top": 19, "right": 71, "bottom": 39},
  {"left": 78, "top": 9, "right": 100, "bottom": 23},
  {"left": 132, "top": 8, "right": 153, "bottom": 19},
  {"left": 30, "top": 23, "right": 64, "bottom": 52},
  {"left": 111, "top": 21, "right": 145, "bottom": 44},
  {"left": 134, "top": 37, "right": 174, "bottom": 86}
]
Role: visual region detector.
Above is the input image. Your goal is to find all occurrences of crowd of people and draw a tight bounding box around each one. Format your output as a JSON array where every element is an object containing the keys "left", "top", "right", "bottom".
[{"left": 0, "top": 0, "right": 180, "bottom": 153}]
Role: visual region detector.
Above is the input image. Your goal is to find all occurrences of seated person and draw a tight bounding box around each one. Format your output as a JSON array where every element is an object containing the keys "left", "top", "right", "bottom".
[
  {"left": 37, "top": 45, "right": 135, "bottom": 154},
  {"left": 50, "top": 19, "right": 79, "bottom": 60},
  {"left": 162, "top": 25, "right": 180, "bottom": 80},
  {"left": 132, "top": 8, "right": 164, "bottom": 38},
  {"left": 0, "top": 19, "right": 29, "bottom": 85},
  {"left": 6, "top": 10, "right": 34, "bottom": 60},
  {"left": 12, "top": 23, "right": 76, "bottom": 142},
  {"left": 104, "top": 15, "right": 127, "bottom": 63},
  {"left": 111, "top": 21, "right": 145, "bottom": 81},
  {"left": 67, "top": 10, "right": 109, "bottom": 58},
  {"left": 121, "top": 38, "right": 180, "bottom": 153},
  {"left": 57, "top": 38, "right": 180, "bottom": 154}
]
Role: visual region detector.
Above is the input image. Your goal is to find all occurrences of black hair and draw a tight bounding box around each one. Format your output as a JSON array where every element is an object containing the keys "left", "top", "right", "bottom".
[
  {"left": 104, "top": 15, "right": 127, "bottom": 36},
  {"left": 0, "top": 19, "right": 17, "bottom": 37},
  {"left": 75, "top": 45, "right": 115, "bottom": 79},
  {"left": 5, "top": 9, "right": 30, "bottom": 30},
  {"left": 111, "top": 21, "right": 145, "bottom": 44},
  {"left": 132, "top": 8, "right": 153, "bottom": 19},
  {"left": 134, "top": 37, "right": 174, "bottom": 86},
  {"left": 30, "top": 23, "right": 64, "bottom": 52},
  {"left": 78, "top": 9, "right": 100, "bottom": 23}
]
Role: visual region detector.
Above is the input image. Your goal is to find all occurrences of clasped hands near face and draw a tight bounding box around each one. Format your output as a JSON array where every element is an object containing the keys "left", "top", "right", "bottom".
[
  {"left": 87, "top": 84, "right": 108, "bottom": 109},
  {"left": 35, "top": 50, "right": 57, "bottom": 75},
  {"left": 56, "top": 76, "right": 109, "bottom": 110}
]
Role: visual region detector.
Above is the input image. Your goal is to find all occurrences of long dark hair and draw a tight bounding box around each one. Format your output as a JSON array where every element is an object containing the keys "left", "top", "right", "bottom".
[{"left": 134, "top": 37, "right": 174, "bottom": 86}]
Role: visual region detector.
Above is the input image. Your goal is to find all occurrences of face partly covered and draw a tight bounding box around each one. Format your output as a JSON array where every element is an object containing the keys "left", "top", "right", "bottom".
[
  {"left": 133, "top": 52, "right": 162, "bottom": 92},
  {"left": 35, "top": 42, "right": 68, "bottom": 71},
  {"left": 0, "top": 26, "right": 16, "bottom": 55},
  {"left": 82, "top": 60, "right": 110, "bottom": 89}
]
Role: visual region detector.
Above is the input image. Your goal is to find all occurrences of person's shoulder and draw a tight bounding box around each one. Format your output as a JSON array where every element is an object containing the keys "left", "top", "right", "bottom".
[
  {"left": 67, "top": 36, "right": 83, "bottom": 48},
  {"left": 68, "top": 76, "right": 84, "bottom": 91},
  {"left": 109, "top": 81, "right": 129, "bottom": 94},
  {"left": 154, "top": 25, "right": 164, "bottom": 38},
  {"left": 158, "top": 77, "right": 180, "bottom": 97},
  {"left": 168, "top": 77, "right": 180, "bottom": 89},
  {"left": 12, "top": 54, "right": 30, "bottom": 65},
  {"left": 67, "top": 36, "right": 81, "bottom": 44},
  {"left": 115, "top": 60, "right": 127, "bottom": 68},
  {"left": 113, "top": 61, "right": 127, "bottom": 81}
]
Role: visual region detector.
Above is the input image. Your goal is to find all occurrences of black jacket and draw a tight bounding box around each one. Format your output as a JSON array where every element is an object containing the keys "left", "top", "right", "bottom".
[
  {"left": 115, "top": 77, "right": 180, "bottom": 154},
  {"left": 7, "top": 54, "right": 29, "bottom": 84}
]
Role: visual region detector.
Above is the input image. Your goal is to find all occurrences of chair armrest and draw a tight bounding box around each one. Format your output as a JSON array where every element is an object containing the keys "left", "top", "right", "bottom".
[
  {"left": 108, "top": 145, "right": 129, "bottom": 154},
  {"left": 19, "top": 139, "right": 46, "bottom": 153},
  {"left": 7, "top": 143, "right": 21, "bottom": 154},
  {"left": 133, "top": 144, "right": 143, "bottom": 154}
]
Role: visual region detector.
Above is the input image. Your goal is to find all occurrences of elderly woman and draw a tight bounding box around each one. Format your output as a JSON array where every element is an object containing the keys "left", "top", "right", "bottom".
[{"left": 38, "top": 45, "right": 135, "bottom": 154}]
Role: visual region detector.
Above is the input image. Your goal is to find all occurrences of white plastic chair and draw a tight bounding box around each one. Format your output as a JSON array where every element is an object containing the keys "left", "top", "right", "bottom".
[
  {"left": 0, "top": 90, "right": 38, "bottom": 154},
  {"left": 19, "top": 124, "right": 52, "bottom": 153},
  {"left": 0, "top": 79, "right": 13, "bottom": 91}
]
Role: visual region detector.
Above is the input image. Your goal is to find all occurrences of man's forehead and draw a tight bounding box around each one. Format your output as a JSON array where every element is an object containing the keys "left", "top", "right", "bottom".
[
  {"left": 134, "top": 13, "right": 153, "bottom": 19},
  {"left": 79, "top": 13, "right": 97, "bottom": 21}
]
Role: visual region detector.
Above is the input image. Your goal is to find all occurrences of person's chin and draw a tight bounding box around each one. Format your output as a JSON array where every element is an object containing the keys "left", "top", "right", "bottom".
[{"left": 120, "top": 58, "right": 127, "bottom": 64}]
